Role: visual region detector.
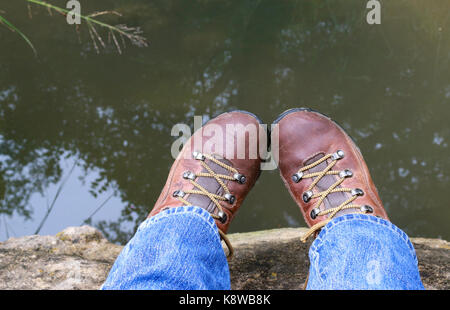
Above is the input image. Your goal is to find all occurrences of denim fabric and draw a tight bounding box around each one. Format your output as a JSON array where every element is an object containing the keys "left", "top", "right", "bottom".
[
  {"left": 306, "top": 214, "right": 424, "bottom": 290},
  {"left": 101, "top": 206, "right": 230, "bottom": 290},
  {"left": 102, "top": 207, "right": 423, "bottom": 290}
]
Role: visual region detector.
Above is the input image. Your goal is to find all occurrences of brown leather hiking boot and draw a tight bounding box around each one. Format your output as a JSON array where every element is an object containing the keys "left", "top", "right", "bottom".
[
  {"left": 272, "top": 108, "right": 389, "bottom": 241},
  {"left": 148, "top": 110, "right": 265, "bottom": 257}
]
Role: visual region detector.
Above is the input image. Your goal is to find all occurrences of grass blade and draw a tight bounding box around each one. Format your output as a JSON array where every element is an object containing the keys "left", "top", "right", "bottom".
[{"left": 0, "top": 14, "right": 37, "bottom": 56}]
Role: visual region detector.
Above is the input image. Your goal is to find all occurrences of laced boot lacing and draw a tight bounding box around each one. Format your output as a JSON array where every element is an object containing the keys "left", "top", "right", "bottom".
[
  {"left": 173, "top": 151, "right": 246, "bottom": 258},
  {"left": 292, "top": 150, "right": 374, "bottom": 242}
]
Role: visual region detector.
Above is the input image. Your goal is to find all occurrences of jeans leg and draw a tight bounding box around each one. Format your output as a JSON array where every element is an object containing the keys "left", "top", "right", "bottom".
[
  {"left": 101, "top": 206, "right": 230, "bottom": 290},
  {"left": 306, "top": 214, "right": 424, "bottom": 290}
]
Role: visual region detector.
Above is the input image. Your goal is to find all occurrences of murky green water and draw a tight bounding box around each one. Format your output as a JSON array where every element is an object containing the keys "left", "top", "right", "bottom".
[{"left": 0, "top": 0, "right": 449, "bottom": 244}]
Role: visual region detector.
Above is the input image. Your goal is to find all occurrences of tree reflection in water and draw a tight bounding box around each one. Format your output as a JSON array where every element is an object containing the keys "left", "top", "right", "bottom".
[{"left": 0, "top": 0, "right": 449, "bottom": 243}]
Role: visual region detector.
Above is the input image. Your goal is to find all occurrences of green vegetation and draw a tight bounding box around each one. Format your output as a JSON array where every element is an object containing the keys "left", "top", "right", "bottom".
[
  {"left": 0, "top": 0, "right": 148, "bottom": 55},
  {"left": 0, "top": 13, "right": 36, "bottom": 55}
]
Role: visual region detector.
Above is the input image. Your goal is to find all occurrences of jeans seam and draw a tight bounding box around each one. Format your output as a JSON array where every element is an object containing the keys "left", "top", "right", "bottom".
[
  {"left": 310, "top": 214, "right": 418, "bottom": 282},
  {"left": 140, "top": 206, "right": 220, "bottom": 239}
]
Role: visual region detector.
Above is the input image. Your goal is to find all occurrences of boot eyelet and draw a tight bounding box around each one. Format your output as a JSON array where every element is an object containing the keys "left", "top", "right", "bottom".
[
  {"left": 233, "top": 173, "right": 246, "bottom": 184},
  {"left": 351, "top": 188, "right": 364, "bottom": 196},
  {"left": 310, "top": 207, "right": 321, "bottom": 220},
  {"left": 292, "top": 172, "right": 304, "bottom": 183},
  {"left": 339, "top": 169, "right": 353, "bottom": 178},
  {"left": 332, "top": 150, "right": 345, "bottom": 160},
  {"left": 217, "top": 211, "right": 227, "bottom": 223},
  {"left": 173, "top": 190, "right": 186, "bottom": 198},
  {"left": 303, "top": 190, "right": 313, "bottom": 203},
  {"left": 224, "top": 193, "right": 236, "bottom": 204},
  {"left": 360, "top": 205, "right": 373, "bottom": 213},
  {"left": 182, "top": 171, "right": 196, "bottom": 180},
  {"left": 192, "top": 151, "right": 206, "bottom": 161}
]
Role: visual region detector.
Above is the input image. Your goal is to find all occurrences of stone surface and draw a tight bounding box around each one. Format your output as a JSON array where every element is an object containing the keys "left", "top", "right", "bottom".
[
  {"left": 0, "top": 225, "right": 448, "bottom": 290},
  {"left": 0, "top": 226, "right": 122, "bottom": 290}
]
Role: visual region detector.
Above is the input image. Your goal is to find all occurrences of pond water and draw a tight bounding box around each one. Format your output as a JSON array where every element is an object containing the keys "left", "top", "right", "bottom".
[{"left": 0, "top": 0, "right": 449, "bottom": 244}]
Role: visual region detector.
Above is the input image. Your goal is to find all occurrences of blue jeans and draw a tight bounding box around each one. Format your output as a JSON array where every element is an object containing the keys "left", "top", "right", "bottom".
[{"left": 101, "top": 206, "right": 424, "bottom": 290}]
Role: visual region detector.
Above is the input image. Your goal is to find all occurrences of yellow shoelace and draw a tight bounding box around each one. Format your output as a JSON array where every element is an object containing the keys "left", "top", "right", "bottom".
[
  {"left": 174, "top": 151, "right": 246, "bottom": 258},
  {"left": 293, "top": 150, "right": 373, "bottom": 242}
]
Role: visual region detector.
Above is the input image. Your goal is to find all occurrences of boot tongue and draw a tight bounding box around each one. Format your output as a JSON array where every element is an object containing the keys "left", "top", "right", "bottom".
[
  {"left": 305, "top": 154, "right": 353, "bottom": 218},
  {"left": 186, "top": 157, "right": 232, "bottom": 214}
]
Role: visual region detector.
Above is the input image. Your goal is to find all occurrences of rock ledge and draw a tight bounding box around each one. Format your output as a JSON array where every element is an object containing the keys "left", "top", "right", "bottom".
[{"left": 0, "top": 226, "right": 448, "bottom": 290}]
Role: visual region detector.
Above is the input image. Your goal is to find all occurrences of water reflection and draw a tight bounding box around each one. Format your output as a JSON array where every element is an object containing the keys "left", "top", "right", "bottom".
[{"left": 0, "top": 0, "right": 449, "bottom": 243}]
